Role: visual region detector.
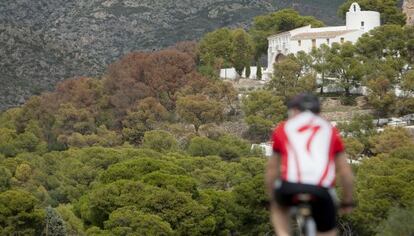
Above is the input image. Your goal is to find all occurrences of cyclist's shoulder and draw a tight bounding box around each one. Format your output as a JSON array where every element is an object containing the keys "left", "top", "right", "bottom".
[
  {"left": 286, "top": 112, "right": 329, "bottom": 126},
  {"left": 277, "top": 112, "right": 336, "bottom": 134}
]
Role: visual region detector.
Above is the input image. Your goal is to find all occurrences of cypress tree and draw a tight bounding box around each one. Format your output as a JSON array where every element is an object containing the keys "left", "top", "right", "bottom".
[
  {"left": 245, "top": 65, "right": 251, "bottom": 78},
  {"left": 256, "top": 62, "right": 262, "bottom": 80}
]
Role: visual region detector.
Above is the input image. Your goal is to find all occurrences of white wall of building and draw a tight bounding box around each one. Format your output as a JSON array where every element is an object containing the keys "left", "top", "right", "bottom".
[
  {"left": 266, "top": 2, "right": 380, "bottom": 74},
  {"left": 220, "top": 68, "right": 238, "bottom": 79},
  {"left": 346, "top": 2, "right": 380, "bottom": 33},
  {"left": 220, "top": 67, "right": 266, "bottom": 80},
  {"left": 340, "top": 30, "right": 365, "bottom": 45},
  {"left": 221, "top": 2, "right": 381, "bottom": 84},
  {"left": 251, "top": 143, "right": 273, "bottom": 157}
]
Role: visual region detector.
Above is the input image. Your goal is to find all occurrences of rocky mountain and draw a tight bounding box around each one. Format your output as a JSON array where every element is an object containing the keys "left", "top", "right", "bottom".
[{"left": 0, "top": 0, "right": 343, "bottom": 110}]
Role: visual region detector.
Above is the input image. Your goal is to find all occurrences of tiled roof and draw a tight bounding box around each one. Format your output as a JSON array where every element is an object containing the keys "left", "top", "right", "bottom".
[
  {"left": 267, "top": 25, "right": 311, "bottom": 39},
  {"left": 291, "top": 30, "right": 358, "bottom": 40}
]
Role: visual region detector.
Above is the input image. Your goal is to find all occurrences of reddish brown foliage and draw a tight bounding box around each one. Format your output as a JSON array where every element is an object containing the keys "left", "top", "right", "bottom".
[
  {"left": 178, "top": 72, "right": 212, "bottom": 96},
  {"left": 12, "top": 46, "right": 238, "bottom": 148},
  {"left": 54, "top": 77, "right": 103, "bottom": 109},
  {"left": 104, "top": 49, "right": 197, "bottom": 112},
  {"left": 143, "top": 49, "right": 196, "bottom": 108},
  {"left": 104, "top": 52, "right": 154, "bottom": 113}
]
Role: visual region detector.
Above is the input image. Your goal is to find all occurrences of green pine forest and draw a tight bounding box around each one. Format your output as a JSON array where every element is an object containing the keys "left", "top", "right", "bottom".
[{"left": 1, "top": 0, "right": 414, "bottom": 235}]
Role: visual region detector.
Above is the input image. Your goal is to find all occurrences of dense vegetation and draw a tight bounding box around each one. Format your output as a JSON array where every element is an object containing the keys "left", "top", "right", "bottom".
[
  {"left": 0, "top": 41, "right": 272, "bottom": 235},
  {"left": 1, "top": 1, "right": 414, "bottom": 235},
  {"left": 0, "top": 146, "right": 270, "bottom": 235}
]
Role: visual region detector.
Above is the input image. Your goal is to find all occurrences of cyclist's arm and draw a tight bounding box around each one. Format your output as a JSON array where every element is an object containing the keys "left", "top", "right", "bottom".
[
  {"left": 265, "top": 153, "right": 280, "bottom": 198},
  {"left": 335, "top": 153, "right": 354, "bottom": 205}
]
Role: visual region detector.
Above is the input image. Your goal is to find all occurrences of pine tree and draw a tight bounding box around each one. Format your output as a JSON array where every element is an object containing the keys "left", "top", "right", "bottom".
[{"left": 45, "top": 206, "right": 66, "bottom": 236}]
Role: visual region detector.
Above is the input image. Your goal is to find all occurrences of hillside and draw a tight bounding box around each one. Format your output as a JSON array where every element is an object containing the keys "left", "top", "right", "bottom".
[
  {"left": 0, "top": 0, "right": 344, "bottom": 110},
  {"left": 1, "top": 18, "right": 414, "bottom": 234}
]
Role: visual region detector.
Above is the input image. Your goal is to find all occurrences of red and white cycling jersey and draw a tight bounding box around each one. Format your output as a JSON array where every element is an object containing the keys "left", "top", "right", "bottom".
[{"left": 272, "top": 111, "right": 344, "bottom": 188}]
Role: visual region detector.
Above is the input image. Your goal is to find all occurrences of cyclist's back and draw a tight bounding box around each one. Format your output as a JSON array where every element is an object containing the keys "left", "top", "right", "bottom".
[
  {"left": 272, "top": 111, "right": 343, "bottom": 187},
  {"left": 265, "top": 93, "right": 354, "bottom": 236}
]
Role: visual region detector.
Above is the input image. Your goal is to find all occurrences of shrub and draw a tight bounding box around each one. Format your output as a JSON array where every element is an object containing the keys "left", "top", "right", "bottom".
[
  {"left": 142, "top": 130, "right": 178, "bottom": 153},
  {"left": 188, "top": 137, "right": 219, "bottom": 157}
]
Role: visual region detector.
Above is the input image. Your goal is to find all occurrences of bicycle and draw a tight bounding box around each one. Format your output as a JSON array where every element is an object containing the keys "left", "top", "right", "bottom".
[
  {"left": 290, "top": 193, "right": 317, "bottom": 236},
  {"left": 290, "top": 193, "right": 356, "bottom": 236}
]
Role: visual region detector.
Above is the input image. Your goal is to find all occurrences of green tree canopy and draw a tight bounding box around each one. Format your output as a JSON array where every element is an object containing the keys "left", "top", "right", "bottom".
[
  {"left": 56, "top": 204, "right": 85, "bottom": 236},
  {"left": 250, "top": 9, "right": 324, "bottom": 59},
  {"left": 268, "top": 55, "right": 317, "bottom": 99},
  {"left": 337, "top": 114, "right": 376, "bottom": 148},
  {"left": 366, "top": 76, "right": 397, "bottom": 117},
  {"left": 198, "top": 28, "right": 234, "bottom": 68},
  {"left": 242, "top": 90, "right": 286, "bottom": 142},
  {"left": 343, "top": 137, "right": 364, "bottom": 162},
  {"left": 187, "top": 137, "right": 220, "bottom": 157},
  {"left": 230, "top": 28, "right": 254, "bottom": 77},
  {"left": 198, "top": 28, "right": 254, "bottom": 78},
  {"left": 376, "top": 204, "right": 414, "bottom": 236},
  {"left": 104, "top": 207, "right": 174, "bottom": 236},
  {"left": 176, "top": 95, "right": 224, "bottom": 133},
  {"left": 369, "top": 127, "right": 413, "bottom": 154},
  {"left": 122, "top": 97, "right": 169, "bottom": 145},
  {"left": 142, "top": 130, "right": 178, "bottom": 153},
  {"left": 310, "top": 44, "right": 332, "bottom": 94},
  {"left": 328, "top": 42, "right": 364, "bottom": 97},
  {"left": 0, "top": 190, "right": 44, "bottom": 235},
  {"left": 356, "top": 25, "right": 407, "bottom": 60},
  {"left": 0, "top": 166, "right": 12, "bottom": 192},
  {"left": 397, "top": 70, "right": 414, "bottom": 115},
  {"left": 99, "top": 159, "right": 185, "bottom": 184},
  {"left": 350, "top": 154, "right": 414, "bottom": 235}
]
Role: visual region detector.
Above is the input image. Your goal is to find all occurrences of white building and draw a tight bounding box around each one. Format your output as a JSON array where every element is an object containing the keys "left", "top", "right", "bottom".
[
  {"left": 265, "top": 2, "right": 380, "bottom": 76},
  {"left": 251, "top": 142, "right": 273, "bottom": 157}
]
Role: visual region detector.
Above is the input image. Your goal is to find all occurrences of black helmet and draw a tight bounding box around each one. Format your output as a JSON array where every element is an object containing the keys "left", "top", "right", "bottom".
[{"left": 287, "top": 93, "right": 321, "bottom": 114}]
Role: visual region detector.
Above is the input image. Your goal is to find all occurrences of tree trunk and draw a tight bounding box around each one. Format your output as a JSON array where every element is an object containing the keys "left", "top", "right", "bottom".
[
  {"left": 235, "top": 74, "right": 241, "bottom": 84},
  {"left": 320, "top": 72, "right": 325, "bottom": 95},
  {"left": 345, "top": 88, "right": 350, "bottom": 97}
]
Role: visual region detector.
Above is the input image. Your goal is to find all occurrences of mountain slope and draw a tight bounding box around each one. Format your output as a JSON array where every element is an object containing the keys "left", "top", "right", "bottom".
[{"left": 0, "top": 0, "right": 344, "bottom": 110}]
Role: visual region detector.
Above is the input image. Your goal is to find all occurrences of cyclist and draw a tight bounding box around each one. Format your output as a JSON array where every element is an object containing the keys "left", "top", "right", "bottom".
[{"left": 265, "top": 93, "right": 354, "bottom": 236}]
